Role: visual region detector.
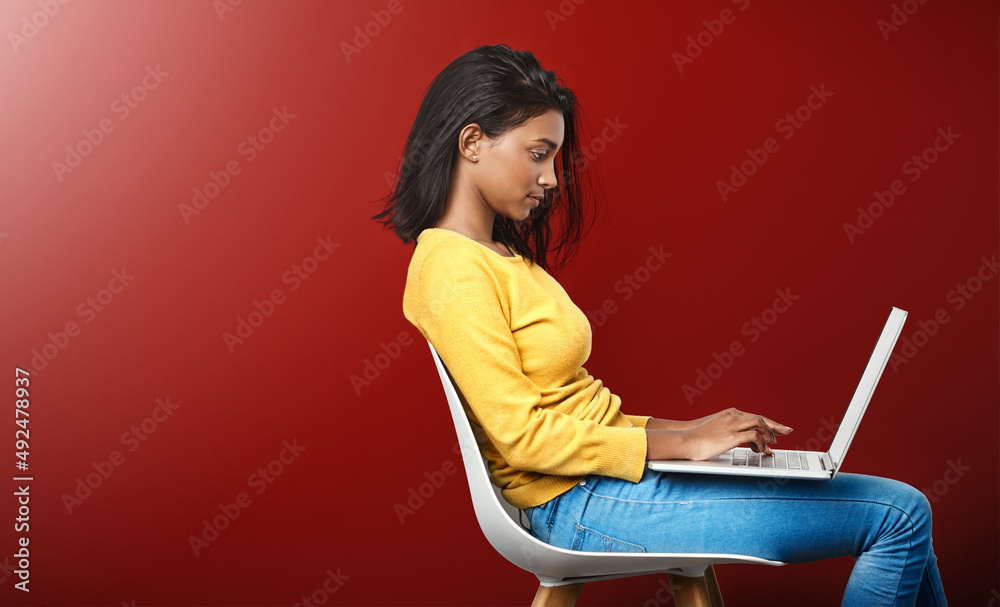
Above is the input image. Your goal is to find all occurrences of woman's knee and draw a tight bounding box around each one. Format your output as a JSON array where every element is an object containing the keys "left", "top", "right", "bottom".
[
  {"left": 875, "top": 476, "right": 934, "bottom": 545},
  {"left": 894, "top": 478, "right": 931, "bottom": 523}
]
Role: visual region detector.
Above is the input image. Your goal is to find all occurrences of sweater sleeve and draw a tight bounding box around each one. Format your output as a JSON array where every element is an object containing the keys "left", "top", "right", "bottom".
[
  {"left": 409, "top": 242, "right": 647, "bottom": 482},
  {"left": 625, "top": 414, "right": 651, "bottom": 428}
]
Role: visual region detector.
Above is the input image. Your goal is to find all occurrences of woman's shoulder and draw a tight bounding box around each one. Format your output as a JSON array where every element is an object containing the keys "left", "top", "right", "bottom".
[
  {"left": 405, "top": 228, "right": 531, "bottom": 297},
  {"left": 407, "top": 228, "right": 487, "bottom": 277},
  {"left": 403, "top": 230, "right": 508, "bottom": 311},
  {"left": 413, "top": 228, "right": 480, "bottom": 261}
]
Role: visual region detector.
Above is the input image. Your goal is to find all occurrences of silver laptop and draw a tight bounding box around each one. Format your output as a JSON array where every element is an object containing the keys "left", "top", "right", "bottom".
[{"left": 648, "top": 307, "right": 907, "bottom": 480}]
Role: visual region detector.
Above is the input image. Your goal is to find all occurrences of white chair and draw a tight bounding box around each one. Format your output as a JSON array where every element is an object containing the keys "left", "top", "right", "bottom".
[{"left": 426, "top": 340, "right": 786, "bottom": 607}]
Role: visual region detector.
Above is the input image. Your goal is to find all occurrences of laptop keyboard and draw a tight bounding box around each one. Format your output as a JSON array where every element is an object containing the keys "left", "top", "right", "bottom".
[{"left": 731, "top": 448, "right": 810, "bottom": 470}]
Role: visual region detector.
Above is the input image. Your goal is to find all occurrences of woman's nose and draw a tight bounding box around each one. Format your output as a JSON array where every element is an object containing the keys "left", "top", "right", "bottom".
[{"left": 539, "top": 166, "right": 557, "bottom": 190}]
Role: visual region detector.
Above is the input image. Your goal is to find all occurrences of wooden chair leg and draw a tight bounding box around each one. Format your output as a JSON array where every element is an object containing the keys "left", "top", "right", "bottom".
[
  {"left": 670, "top": 566, "right": 725, "bottom": 607},
  {"left": 531, "top": 583, "right": 584, "bottom": 607},
  {"left": 704, "top": 565, "right": 724, "bottom": 606}
]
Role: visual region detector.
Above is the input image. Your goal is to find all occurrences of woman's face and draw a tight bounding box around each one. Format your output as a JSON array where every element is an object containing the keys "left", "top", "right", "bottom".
[{"left": 475, "top": 109, "right": 564, "bottom": 223}]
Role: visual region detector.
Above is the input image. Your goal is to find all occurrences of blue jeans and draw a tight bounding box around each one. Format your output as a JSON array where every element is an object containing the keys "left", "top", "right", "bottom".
[{"left": 523, "top": 469, "right": 946, "bottom": 606}]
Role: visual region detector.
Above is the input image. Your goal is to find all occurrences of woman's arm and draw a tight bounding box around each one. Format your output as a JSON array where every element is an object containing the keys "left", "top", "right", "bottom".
[
  {"left": 645, "top": 418, "right": 697, "bottom": 431},
  {"left": 644, "top": 408, "right": 793, "bottom": 461}
]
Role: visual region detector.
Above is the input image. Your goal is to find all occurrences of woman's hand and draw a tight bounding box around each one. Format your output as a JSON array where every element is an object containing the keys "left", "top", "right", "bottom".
[
  {"left": 684, "top": 408, "right": 792, "bottom": 460},
  {"left": 645, "top": 408, "right": 792, "bottom": 461}
]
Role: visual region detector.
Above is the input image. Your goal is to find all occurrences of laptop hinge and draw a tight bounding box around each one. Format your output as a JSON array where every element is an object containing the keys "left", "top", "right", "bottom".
[{"left": 821, "top": 453, "right": 835, "bottom": 472}]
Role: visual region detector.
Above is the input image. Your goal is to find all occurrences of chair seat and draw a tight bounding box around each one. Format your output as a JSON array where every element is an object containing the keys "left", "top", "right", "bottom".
[{"left": 503, "top": 544, "right": 784, "bottom": 587}]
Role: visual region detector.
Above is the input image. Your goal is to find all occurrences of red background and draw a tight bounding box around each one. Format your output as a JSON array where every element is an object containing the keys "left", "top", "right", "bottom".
[{"left": 1, "top": 1, "right": 997, "bottom": 605}]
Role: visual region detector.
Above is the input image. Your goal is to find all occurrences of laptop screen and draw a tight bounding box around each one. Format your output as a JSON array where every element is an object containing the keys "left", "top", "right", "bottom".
[{"left": 827, "top": 307, "right": 908, "bottom": 469}]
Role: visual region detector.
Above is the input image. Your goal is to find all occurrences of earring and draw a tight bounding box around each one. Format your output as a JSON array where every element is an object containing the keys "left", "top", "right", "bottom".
[{"left": 472, "top": 155, "right": 478, "bottom": 160}]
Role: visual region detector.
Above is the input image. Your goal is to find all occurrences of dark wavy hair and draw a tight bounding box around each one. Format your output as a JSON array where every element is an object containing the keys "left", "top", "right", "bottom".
[{"left": 372, "top": 44, "right": 599, "bottom": 274}]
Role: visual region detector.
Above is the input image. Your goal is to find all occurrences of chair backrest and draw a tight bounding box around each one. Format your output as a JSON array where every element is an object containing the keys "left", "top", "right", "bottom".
[{"left": 425, "top": 341, "right": 548, "bottom": 564}]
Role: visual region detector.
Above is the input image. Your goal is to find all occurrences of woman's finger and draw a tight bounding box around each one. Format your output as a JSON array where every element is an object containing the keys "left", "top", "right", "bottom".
[
  {"left": 761, "top": 415, "right": 794, "bottom": 435},
  {"left": 733, "top": 414, "right": 776, "bottom": 443},
  {"left": 737, "top": 413, "right": 791, "bottom": 441},
  {"left": 754, "top": 415, "right": 776, "bottom": 442},
  {"left": 740, "top": 430, "right": 771, "bottom": 455}
]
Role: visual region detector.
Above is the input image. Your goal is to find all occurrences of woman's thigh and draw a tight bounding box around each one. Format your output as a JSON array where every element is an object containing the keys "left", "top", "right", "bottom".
[{"left": 526, "top": 468, "right": 931, "bottom": 563}]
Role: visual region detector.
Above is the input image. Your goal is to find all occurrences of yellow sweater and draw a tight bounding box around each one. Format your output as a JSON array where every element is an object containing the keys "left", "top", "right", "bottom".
[{"left": 402, "top": 228, "right": 650, "bottom": 509}]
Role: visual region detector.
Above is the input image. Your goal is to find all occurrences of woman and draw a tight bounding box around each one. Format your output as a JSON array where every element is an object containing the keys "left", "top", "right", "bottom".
[{"left": 373, "top": 44, "right": 946, "bottom": 606}]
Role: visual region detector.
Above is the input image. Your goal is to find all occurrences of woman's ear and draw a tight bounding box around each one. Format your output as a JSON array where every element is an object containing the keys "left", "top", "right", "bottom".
[{"left": 458, "top": 123, "right": 483, "bottom": 163}]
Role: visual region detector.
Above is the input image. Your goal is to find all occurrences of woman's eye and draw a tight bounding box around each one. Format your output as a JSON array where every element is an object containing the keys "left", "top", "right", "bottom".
[{"left": 532, "top": 151, "right": 547, "bottom": 161}]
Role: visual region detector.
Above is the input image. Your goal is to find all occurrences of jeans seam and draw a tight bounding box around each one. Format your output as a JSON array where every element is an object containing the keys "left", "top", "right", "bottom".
[
  {"left": 579, "top": 483, "right": 922, "bottom": 516},
  {"left": 580, "top": 485, "right": 922, "bottom": 601},
  {"left": 541, "top": 490, "right": 564, "bottom": 544}
]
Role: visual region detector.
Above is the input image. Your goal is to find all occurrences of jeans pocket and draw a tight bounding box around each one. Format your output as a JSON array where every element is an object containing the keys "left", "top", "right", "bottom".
[{"left": 571, "top": 523, "right": 646, "bottom": 553}]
